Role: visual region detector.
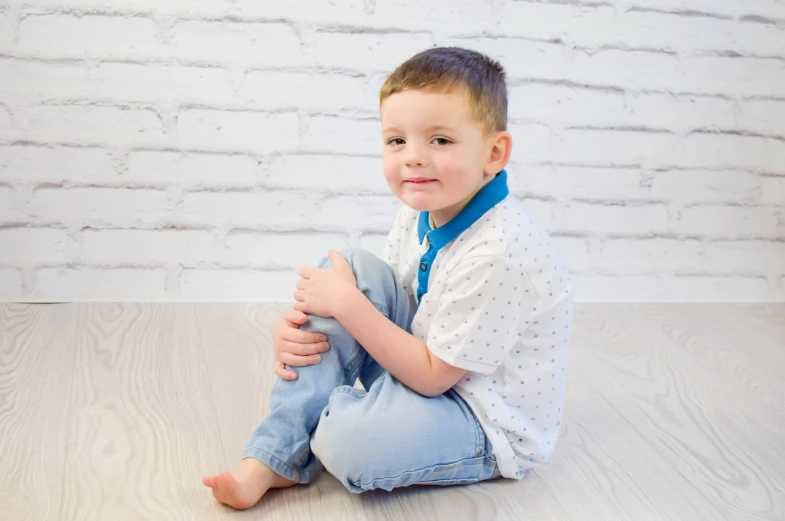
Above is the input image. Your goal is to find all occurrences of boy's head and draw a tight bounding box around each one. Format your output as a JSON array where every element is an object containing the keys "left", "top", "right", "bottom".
[{"left": 379, "top": 47, "right": 512, "bottom": 227}]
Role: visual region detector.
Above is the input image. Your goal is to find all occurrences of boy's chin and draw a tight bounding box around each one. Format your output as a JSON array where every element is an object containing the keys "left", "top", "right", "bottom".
[{"left": 397, "top": 194, "right": 444, "bottom": 213}]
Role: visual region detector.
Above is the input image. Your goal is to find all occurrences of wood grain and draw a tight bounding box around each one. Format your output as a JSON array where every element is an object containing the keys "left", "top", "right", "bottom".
[
  {"left": 60, "top": 303, "right": 231, "bottom": 521},
  {"left": 0, "top": 303, "right": 77, "bottom": 521},
  {"left": 573, "top": 303, "right": 785, "bottom": 521},
  {"left": 195, "top": 302, "right": 569, "bottom": 521},
  {"left": 3, "top": 302, "right": 784, "bottom": 520},
  {"left": 534, "top": 372, "right": 723, "bottom": 521}
]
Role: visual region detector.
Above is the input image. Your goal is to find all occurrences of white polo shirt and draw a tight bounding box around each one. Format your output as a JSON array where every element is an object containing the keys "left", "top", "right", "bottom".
[{"left": 380, "top": 170, "right": 574, "bottom": 479}]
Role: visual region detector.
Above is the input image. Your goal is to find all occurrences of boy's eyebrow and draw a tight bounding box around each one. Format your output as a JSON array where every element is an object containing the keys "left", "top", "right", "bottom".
[{"left": 382, "top": 125, "right": 457, "bottom": 133}]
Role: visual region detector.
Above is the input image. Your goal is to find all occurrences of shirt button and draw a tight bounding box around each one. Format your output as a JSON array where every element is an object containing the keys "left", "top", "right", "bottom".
[
  {"left": 476, "top": 449, "right": 483, "bottom": 456},
  {"left": 420, "top": 262, "right": 428, "bottom": 272}
]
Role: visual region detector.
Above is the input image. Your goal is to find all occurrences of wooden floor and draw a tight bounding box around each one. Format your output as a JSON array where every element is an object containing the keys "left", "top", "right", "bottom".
[{"left": 0, "top": 303, "right": 783, "bottom": 521}]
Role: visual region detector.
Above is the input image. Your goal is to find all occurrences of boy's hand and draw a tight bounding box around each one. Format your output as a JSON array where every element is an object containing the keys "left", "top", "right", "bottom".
[
  {"left": 273, "top": 309, "right": 330, "bottom": 381},
  {"left": 293, "top": 251, "right": 357, "bottom": 318}
]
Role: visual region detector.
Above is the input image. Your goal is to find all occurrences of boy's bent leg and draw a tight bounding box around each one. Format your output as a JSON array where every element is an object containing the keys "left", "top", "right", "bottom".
[
  {"left": 242, "top": 248, "right": 414, "bottom": 484},
  {"left": 311, "top": 373, "right": 501, "bottom": 493}
]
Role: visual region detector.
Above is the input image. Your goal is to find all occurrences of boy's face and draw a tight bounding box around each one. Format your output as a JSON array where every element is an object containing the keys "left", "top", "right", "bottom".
[{"left": 380, "top": 88, "right": 506, "bottom": 228}]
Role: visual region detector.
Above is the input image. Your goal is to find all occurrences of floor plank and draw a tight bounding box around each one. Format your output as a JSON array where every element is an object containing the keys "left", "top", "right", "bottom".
[
  {"left": 60, "top": 303, "right": 231, "bottom": 521},
  {"left": 573, "top": 304, "right": 785, "bottom": 521},
  {"left": 534, "top": 372, "right": 723, "bottom": 521},
  {"left": 0, "top": 303, "right": 77, "bottom": 521},
  {"left": 195, "top": 302, "right": 570, "bottom": 521}
]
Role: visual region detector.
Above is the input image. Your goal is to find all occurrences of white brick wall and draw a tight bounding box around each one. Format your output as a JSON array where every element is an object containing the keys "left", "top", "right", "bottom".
[{"left": 0, "top": 0, "right": 783, "bottom": 302}]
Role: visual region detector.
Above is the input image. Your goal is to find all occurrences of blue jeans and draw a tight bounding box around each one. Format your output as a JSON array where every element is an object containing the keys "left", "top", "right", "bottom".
[{"left": 243, "top": 248, "right": 500, "bottom": 493}]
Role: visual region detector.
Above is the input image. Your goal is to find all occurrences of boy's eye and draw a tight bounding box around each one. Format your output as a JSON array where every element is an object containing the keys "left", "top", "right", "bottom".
[
  {"left": 433, "top": 137, "right": 452, "bottom": 145},
  {"left": 388, "top": 138, "right": 405, "bottom": 146}
]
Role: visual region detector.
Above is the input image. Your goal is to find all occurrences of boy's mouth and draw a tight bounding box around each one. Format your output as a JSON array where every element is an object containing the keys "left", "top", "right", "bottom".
[{"left": 406, "top": 177, "right": 437, "bottom": 184}]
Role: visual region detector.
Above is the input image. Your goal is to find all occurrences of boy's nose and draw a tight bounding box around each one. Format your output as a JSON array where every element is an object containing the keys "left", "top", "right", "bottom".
[{"left": 405, "top": 148, "right": 425, "bottom": 167}]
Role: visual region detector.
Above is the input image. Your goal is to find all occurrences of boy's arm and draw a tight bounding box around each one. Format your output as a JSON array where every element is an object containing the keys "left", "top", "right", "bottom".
[{"left": 334, "top": 288, "right": 466, "bottom": 397}]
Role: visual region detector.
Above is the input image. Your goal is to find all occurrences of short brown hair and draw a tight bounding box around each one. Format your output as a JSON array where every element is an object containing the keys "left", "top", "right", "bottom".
[{"left": 379, "top": 47, "right": 508, "bottom": 135}]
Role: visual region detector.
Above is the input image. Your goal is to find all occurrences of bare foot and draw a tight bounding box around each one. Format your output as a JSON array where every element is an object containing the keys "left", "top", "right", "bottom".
[{"left": 202, "top": 458, "right": 297, "bottom": 509}]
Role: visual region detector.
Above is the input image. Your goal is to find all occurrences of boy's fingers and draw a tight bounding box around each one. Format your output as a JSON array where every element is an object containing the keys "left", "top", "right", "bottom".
[
  {"left": 279, "top": 352, "right": 322, "bottom": 367},
  {"left": 283, "top": 328, "right": 328, "bottom": 345},
  {"left": 280, "top": 340, "right": 329, "bottom": 356},
  {"left": 282, "top": 309, "right": 307, "bottom": 324},
  {"left": 275, "top": 361, "right": 298, "bottom": 380}
]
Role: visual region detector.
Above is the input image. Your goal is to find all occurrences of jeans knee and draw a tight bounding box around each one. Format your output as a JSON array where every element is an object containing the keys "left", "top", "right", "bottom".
[{"left": 335, "top": 248, "right": 387, "bottom": 275}]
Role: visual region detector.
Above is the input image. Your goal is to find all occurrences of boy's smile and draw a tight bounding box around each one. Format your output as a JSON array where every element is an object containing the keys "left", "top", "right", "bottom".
[{"left": 380, "top": 88, "right": 511, "bottom": 228}]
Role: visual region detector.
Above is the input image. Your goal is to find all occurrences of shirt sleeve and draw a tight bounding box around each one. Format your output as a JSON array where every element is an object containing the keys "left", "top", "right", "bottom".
[{"left": 426, "top": 255, "right": 541, "bottom": 373}]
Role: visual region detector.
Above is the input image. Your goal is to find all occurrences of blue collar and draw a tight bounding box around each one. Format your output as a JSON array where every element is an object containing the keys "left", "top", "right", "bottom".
[{"left": 417, "top": 169, "right": 509, "bottom": 248}]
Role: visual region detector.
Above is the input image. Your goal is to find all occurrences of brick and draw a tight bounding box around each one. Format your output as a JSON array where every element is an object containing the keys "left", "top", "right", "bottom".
[
  {"left": 626, "top": 0, "right": 785, "bottom": 20},
  {"left": 509, "top": 165, "right": 642, "bottom": 202},
  {"left": 302, "top": 116, "right": 380, "bottom": 155},
  {"left": 265, "top": 155, "right": 388, "bottom": 193},
  {"left": 761, "top": 177, "right": 785, "bottom": 205},
  {"left": 567, "top": 49, "right": 681, "bottom": 92},
  {"left": 656, "top": 275, "right": 779, "bottom": 301},
  {"left": 679, "top": 56, "right": 785, "bottom": 98},
  {"left": 499, "top": 3, "right": 779, "bottom": 56},
  {"left": 127, "top": 151, "right": 259, "bottom": 187},
  {"left": 649, "top": 170, "right": 761, "bottom": 204},
  {"left": 556, "top": 129, "right": 679, "bottom": 167},
  {"left": 0, "top": 145, "right": 117, "bottom": 185},
  {"left": 81, "top": 229, "right": 216, "bottom": 266},
  {"left": 740, "top": 99, "right": 785, "bottom": 137},
  {"left": 31, "top": 268, "right": 166, "bottom": 299},
  {"left": 0, "top": 104, "right": 12, "bottom": 138},
  {"left": 626, "top": 93, "right": 735, "bottom": 134},
  {"left": 553, "top": 203, "right": 669, "bottom": 236},
  {"left": 182, "top": 190, "right": 322, "bottom": 229},
  {"left": 0, "top": 186, "right": 26, "bottom": 221},
  {"left": 497, "top": 3, "right": 614, "bottom": 46},
  {"left": 94, "top": 63, "right": 239, "bottom": 106},
  {"left": 221, "top": 232, "right": 350, "bottom": 269},
  {"left": 371, "top": 0, "right": 496, "bottom": 32},
  {"left": 181, "top": 268, "right": 299, "bottom": 300},
  {"left": 0, "top": 11, "right": 14, "bottom": 52},
  {"left": 17, "top": 14, "right": 160, "bottom": 60},
  {"left": 570, "top": 274, "right": 660, "bottom": 301},
  {"left": 307, "top": 31, "right": 434, "bottom": 72},
  {"left": 595, "top": 239, "right": 705, "bottom": 273},
  {"left": 678, "top": 133, "right": 785, "bottom": 174},
  {"left": 357, "top": 233, "right": 388, "bottom": 257},
  {"left": 508, "top": 124, "right": 552, "bottom": 163},
  {"left": 244, "top": 71, "right": 376, "bottom": 113},
  {"left": 0, "top": 268, "right": 22, "bottom": 297},
  {"left": 0, "top": 58, "right": 95, "bottom": 103},
  {"left": 702, "top": 241, "right": 785, "bottom": 274},
  {"left": 177, "top": 110, "right": 299, "bottom": 153},
  {"left": 30, "top": 187, "right": 170, "bottom": 227},
  {"left": 673, "top": 206, "right": 780, "bottom": 238},
  {"left": 315, "top": 195, "right": 400, "bottom": 233},
  {"left": 19, "top": 105, "right": 165, "bottom": 147},
  {"left": 0, "top": 227, "right": 77, "bottom": 264},
  {"left": 518, "top": 198, "right": 553, "bottom": 229},
  {"left": 551, "top": 237, "right": 591, "bottom": 274},
  {"left": 170, "top": 21, "right": 301, "bottom": 67},
  {"left": 508, "top": 84, "right": 626, "bottom": 128}
]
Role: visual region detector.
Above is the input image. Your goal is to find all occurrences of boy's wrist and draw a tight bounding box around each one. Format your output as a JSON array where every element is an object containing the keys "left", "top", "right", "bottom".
[{"left": 332, "top": 285, "right": 363, "bottom": 323}]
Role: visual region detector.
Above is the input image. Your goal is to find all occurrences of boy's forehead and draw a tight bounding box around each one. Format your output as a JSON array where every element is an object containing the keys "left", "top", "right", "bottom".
[{"left": 380, "top": 88, "right": 477, "bottom": 130}]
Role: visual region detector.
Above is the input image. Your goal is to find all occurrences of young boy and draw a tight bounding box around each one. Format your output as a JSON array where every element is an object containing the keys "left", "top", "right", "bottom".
[{"left": 202, "top": 46, "right": 573, "bottom": 509}]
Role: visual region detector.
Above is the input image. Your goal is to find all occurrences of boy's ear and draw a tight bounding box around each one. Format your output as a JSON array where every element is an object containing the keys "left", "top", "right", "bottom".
[{"left": 484, "top": 131, "right": 513, "bottom": 175}]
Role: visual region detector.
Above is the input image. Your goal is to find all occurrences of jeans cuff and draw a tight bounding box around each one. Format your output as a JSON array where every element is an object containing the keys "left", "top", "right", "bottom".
[{"left": 242, "top": 446, "right": 317, "bottom": 484}]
